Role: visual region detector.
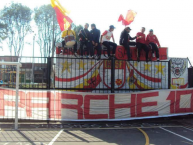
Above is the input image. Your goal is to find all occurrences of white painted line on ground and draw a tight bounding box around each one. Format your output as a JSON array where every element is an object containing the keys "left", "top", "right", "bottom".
[
  {"left": 48, "top": 129, "right": 63, "bottom": 145},
  {"left": 160, "top": 127, "right": 193, "bottom": 143},
  {"left": 183, "top": 127, "right": 193, "bottom": 132}
]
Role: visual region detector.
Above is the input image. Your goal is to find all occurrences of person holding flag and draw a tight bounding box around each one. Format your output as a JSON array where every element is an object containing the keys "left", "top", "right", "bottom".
[
  {"left": 119, "top": 27, "right": 136, "bottom": 61},
  {"left": 146, "top": 29, "right": 161, "bottom": 61},
  {"left": 100, "top": 25, "right": 117, "bottom": 59},
  {"left": 136, "top": 27, "right": 149, "bottom": 62}
]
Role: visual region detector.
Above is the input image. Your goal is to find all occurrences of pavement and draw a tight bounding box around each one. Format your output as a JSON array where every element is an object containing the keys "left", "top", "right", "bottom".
[{"left": 0, "top": 115, "right": 193, "bottom": 145}]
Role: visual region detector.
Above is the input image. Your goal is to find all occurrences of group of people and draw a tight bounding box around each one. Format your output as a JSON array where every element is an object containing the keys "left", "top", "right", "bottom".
[{"left": 61, "top": 23, "right": 161, "bottom": 61}]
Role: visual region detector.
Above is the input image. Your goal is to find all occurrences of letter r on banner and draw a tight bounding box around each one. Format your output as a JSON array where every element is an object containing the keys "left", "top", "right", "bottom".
[{"left": 61, "top": 93, "right": 83, "bottom": 119}]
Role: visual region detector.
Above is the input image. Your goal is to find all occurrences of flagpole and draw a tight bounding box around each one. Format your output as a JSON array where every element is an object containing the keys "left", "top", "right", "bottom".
[{"left": 52, "top": 10, "right": 55, "bottom": 57}]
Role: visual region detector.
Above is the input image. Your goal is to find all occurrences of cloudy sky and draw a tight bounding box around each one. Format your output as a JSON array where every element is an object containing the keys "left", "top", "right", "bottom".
[{"left": 1, "top": 0, "right": 193, "bottom": 64}]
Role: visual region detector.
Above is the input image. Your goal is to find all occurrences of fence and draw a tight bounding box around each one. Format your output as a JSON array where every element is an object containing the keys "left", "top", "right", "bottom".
[
  {"left": 0, "top": 61, "right": 21, "bottom": 129},
  {"left": 1, "top": 56, "right": 170, "bottom": 93},
  {"left": 0, "top": 57, "right": 171, "bottom": 128}
]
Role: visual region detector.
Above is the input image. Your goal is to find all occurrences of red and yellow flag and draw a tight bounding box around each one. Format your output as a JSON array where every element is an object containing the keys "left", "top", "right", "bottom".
[
  {"left": 118, "top": 10, "right": 137, "bottom": 26},
  {"left": 51, "top": 0, "right": 73, "bottom": 31}
]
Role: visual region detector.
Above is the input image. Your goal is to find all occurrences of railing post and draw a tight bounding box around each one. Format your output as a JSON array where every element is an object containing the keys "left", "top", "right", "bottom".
[
  {"left": 168, "top": 60, "right": 171, "bottom": 89},
  {"left": 47, "top": 57, "right": 52, "bottom": 89},
  {"left": 15, "top": 64, "right": 20, "bottom": 130},
  {"left": 111, "top": 56, "right": 115, "bottom": 93}
]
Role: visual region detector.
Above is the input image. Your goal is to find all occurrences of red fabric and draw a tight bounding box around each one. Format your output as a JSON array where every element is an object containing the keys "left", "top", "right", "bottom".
[
  {"left": 146, "top": 34, "right": 160, "bottom": 47},
  {"left": 125, "top": 10, "right": 136, "bottom": 25},
  {"left": 136, "top": 32, "right": 146, "bottom": 44},
  {"left": 102, "top": 30, "right": 108, "bottom": 36},
  {"left": 118, "top": 10, "right": 136, "bottom": 26},
  {"left": 54, "top": 7, "right": 73, "bottom": 31},
  {"left": 118, "top": 14, "right": 124, "bottom": 22}
]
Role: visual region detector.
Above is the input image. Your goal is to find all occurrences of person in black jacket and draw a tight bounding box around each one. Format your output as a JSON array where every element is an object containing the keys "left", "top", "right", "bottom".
[
  {"left": 119, "top": 27, "right": 136, "bottom": 61},
  {"left": 79, "top": 23, "right": 92, "bottom": 58},
  {"left": 90, "top": 24, "right": 101, "bottom": 60}
]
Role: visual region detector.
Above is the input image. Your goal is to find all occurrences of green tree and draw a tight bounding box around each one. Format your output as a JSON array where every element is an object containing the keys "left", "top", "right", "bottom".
[
  {"left": 0, "top": 22, "right": 8, "bottom": 50},
  {"left": 73, "top": 24, "right": 83, "bottom": 42},
  {"left": 0, "top": 3, "right": 32, "bottom": 56},
  {"left": 34, "top": 5, "right": 61, "bottom": 57}
]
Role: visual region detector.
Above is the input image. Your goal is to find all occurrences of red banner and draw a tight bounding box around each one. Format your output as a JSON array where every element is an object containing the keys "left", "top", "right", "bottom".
[
  {"left": 115, "top": 46, "right": 168, "bottom": 61},
  {"left": 0, "top": 88, "right": 192, "bottom": 121},
  {"left": 56, "top": 46, "right": 168, "bottom": 61}
]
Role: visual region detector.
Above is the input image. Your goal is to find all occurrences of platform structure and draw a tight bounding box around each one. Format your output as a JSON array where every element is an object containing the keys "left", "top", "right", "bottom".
[
  {"left": 55, "top": 45, "right": 188, "bottom": 93},
  {"left": 0, "top": 51, "right": 191, "bottom": 125}
]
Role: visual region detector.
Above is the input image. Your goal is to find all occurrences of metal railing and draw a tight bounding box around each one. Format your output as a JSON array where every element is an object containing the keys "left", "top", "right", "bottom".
[{"left": 0, "top": 56, "right": 171, "bottom": 93}]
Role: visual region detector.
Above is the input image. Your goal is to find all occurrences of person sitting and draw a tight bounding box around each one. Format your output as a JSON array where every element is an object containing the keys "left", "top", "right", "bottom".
[
  {"left": 79, "top": 23, "right": 92, "bottom": 58},
  {"left": 61, "top": 24, "right": 78, "bottom": 57},
  {"left": 119, "top": 27, "right": 136, "bottom": 61},
  {"left": 136, "top": 27, "right": 149, "bottom": 62},
  {"left": 90, "top": 24, "right": 101, "bottom": 60},
  {"left": 100, "top": 25, "right": 117, "bottom": 59},
  {"left": 146, "top": 29, "right": 161, "bottom": 61}
]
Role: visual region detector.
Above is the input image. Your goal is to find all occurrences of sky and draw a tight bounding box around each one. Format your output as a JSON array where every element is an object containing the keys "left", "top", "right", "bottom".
[{"left": 0, "top": 0, "right": 193, "bottom": 64}]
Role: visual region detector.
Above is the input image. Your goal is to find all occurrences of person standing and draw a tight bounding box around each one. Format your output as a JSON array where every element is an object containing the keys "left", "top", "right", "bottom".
[
  {"left": 146, "top": 29, "right": 161, "bottom": 61},
  {"left": 61, "top": 24, "right": 78, "bottom": 57},
  {"left": 78, "top": 23, "right": 92, "bottom": 58},
  {"left": 90, "top": 24, "right": 101, "bottom": 60},
  {"left": 100, "top": 25, "right": 117, "bottom": 59},
  {"left": 136, "top": 27, "right": 149, "bottom": 62},
  {"left": 119, "top": 27, "right": 136, "bottom": 61}
]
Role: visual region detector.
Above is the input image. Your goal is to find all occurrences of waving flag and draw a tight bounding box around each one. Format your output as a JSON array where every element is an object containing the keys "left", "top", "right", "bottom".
[
  {"left": 51, "top": 0, "right": 73, "bottom": 31},
  {"left": 118, "top": 10, "right": 137, "bottom": 26}
]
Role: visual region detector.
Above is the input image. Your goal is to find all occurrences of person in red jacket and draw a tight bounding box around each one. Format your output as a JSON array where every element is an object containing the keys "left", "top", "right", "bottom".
[
  {"left": 146, "top": 29, "right": 161, "bottom": 61},
  {"left": 136, "top": 27, "right": 149, "bottom": 62}
]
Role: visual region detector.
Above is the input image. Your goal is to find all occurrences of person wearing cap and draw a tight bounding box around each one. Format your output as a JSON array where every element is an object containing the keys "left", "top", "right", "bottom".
[
  {"left": 119, "top": 27, "right": 136, "bottom": 61},
  {"left": 146, "top": 29, "right": 161, "bottom": 61},
  {"left": 136, "top": 27, "right": 149, "bottom": 62},
  {"left": 61, "top": 24, "right": 78, "bottom": 57},
  {"left": 79, "top": 23, "right": 92, "bottom": 58},
  {"left": 100, "top": 25, "right": 117, "bottom": 58},
  {"left": 90, "top": 24, "right": 101, "bottom": 60}
]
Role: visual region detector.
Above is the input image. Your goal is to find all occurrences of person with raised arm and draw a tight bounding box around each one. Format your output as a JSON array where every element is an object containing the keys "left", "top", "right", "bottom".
[{"left": 119, "top": 27, "right": 136, "bottom": 61}]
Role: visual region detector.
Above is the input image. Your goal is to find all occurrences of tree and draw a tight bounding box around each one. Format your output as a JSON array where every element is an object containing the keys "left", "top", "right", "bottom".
[
  {"left": 0, "top": 22, "right": 8, "bottom": 50},
  {"left": 73, "top": 24, "right": 83, "bottom": 42},
  {"left": 34, "top": 5, "right": 62, "bottom": 58},
  {"left": 0, "top": 3, "right": 32, "bottom": 56}
]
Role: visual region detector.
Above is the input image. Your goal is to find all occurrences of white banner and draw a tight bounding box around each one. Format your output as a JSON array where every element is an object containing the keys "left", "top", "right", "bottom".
[
  {"left": 170, "top": 58, "right": 188, "bottom": 89},
  {"left": 0, "top": 88, "right": 193, "bottom": 121},
  {"left": 55, "top": 58, "right": 170, "bottom": 91}
]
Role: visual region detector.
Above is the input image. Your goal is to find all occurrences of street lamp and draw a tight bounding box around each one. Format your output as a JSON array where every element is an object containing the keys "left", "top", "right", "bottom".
[{"left": 32, "top": 34, "right": 36, "bottom": 83}]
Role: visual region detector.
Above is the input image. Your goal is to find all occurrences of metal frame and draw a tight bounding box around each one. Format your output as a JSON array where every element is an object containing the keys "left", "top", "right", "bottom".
[{"left": 0, "top": 61, "right": 22, "bottom": 130}]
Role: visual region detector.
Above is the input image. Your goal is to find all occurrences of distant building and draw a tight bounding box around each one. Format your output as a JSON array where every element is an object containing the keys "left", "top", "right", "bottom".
[{"left": 0, "top": 56, "right": 47, "bottom": 84}]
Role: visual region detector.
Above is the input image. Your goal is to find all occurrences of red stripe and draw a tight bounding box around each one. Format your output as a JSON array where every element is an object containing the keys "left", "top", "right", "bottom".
[
  {"left": 179, "top": 83, "right": 188, "bottom": 89},
  {"left": 128, "top": 69, "right": 144, "bottom": 89},
  {"left": 55, "top": 61, "right": 102, "bottom": 82},
  {"left": 129, "top": 63, "right": 161, "bottom": 83}
]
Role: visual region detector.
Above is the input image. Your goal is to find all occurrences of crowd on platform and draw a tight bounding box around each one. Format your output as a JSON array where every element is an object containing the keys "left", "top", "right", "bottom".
[{"left": 60, "top": 23, "right": 161, "bottom": 62}]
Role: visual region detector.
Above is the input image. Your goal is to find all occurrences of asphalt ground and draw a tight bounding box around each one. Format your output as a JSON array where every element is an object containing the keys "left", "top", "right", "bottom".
[{"left": 0, "top": 116, "right": 193, "bottom": 145}]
